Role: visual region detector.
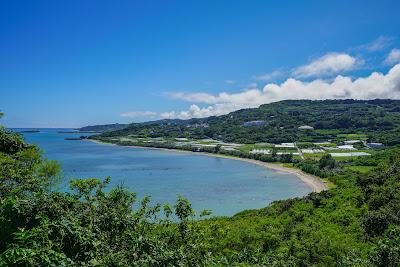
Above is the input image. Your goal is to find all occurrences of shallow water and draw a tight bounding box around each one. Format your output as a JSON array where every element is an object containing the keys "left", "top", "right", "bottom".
[{"left": 17, "top": 128, "right": 312, "bottom": 216}]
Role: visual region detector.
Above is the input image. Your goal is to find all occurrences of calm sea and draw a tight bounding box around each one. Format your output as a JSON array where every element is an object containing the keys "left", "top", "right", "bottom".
[{"left": 16, "top": 128, "right": 312, "bottom": 216}]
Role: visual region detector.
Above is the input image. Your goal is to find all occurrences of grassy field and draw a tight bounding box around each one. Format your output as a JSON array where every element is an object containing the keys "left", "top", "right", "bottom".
[
  {"left": 281, "top": 163, "right": 295, "bottom": 168},
  {"left": 337, "top": 133, "right": 368, "bottom": 140},
  {"left": 345, "top": 165, "right": 375, "bottom": 173},
  {"left": 303, "top": 153, "right": 325, "bottom": 160}
]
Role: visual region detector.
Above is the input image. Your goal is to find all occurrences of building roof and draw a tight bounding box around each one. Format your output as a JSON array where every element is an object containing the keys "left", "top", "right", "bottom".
[{"left": 298, "top": 125, "right": 314, "bottom": 130}]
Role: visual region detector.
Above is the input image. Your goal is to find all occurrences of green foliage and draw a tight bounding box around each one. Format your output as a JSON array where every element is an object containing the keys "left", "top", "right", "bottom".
[
  {"left": 370, "top": 226, "right": 400, "bottom": 267},
  {"left": 214, "top": 144, "right": 222, "bottom": 153},
  {"left": 319, "top": 154, "right": 337, "bottom": 169},
  {"left": 345, "top": 165, "right": 375, "bottom": 173},
  {"left": 0, "top": 127, "right": 29, "bottom": 155}
]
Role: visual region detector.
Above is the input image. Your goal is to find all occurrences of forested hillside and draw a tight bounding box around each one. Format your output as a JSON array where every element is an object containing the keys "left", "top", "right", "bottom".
[
  {"left": 78, "top": 123, "right": 128, "bottom": 132},
  {"left": 99, "top": 99, "right": 400, "bottom": 145}
]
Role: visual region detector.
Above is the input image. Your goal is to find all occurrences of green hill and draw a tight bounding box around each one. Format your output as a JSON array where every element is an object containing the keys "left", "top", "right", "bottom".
[{"left": 99, "top": 99, "right": 400, "bottom": 145}]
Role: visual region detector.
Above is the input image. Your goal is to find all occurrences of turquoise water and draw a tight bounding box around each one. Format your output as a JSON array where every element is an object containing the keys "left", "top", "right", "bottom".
[{"left": 18, "top": 129, "right": 312, "bottom": 216}]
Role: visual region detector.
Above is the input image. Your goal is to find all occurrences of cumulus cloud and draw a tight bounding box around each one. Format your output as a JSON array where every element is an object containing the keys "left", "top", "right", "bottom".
[
  {"left": 160, "top": 105, "right": 219, "bottom": 120},
  {"left": 293, "top": 52, "right": 361, "bottom": 78},
  {"left": 384, "top": 48, "right": 400, "bottom": 65},
  {"left": 162, "top": 64, "right": 400, "bottom": 119},
  {"left": 120, "top": 111, "right": 157, "bottom": 118},
  {"left": 254, "top": 70, "right": 282, "bottom": 81}
]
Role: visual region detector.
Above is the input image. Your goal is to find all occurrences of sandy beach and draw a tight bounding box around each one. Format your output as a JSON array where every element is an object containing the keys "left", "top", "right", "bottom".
[{"left": 87, "top": 139, "right": 329, "bottom": 193}]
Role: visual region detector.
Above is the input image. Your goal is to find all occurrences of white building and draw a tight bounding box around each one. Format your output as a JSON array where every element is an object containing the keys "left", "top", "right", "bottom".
[
  {"left": 337, "top": 145, "right": 356, "bottom": 150},
  {"left": 275, "top": 143, "right": 295, "bottom": 148},
  {"left": 344, "top": 140, "right": 360, "bottom": 145},
  {"left": 175, "top": 138, "right": 189, "bottom": 141},
  {"left": 298, "top": 125, "right": 314, "bottom": 130},
  {"left": 330, "top": 152, "right": 370, "bottom": 157},
  {"left": 277, "top": 152, "right": 300, "bottom": 155},
  {"left": 250, "top": 149, "right": 270, "bottom": 154},
  {"left": 301, "top": 149, "right": 325, "bottom": 154}
]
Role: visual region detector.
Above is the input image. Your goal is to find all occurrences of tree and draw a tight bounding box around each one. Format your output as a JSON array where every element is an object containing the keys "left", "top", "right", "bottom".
[
  {"left": 272, "top": 148, "right": 278, "bottom": 158},
  {"left": 280, "top": 153, "right": 293, "bottom": 163},
  {"left": 214, "top": 144, "right": 222, "bottom": 153},
  {"left": 370, "top": 227, "right": 400, "bottom": 267},
  {"left": 319, "top": 154, "right": 336, "bottom": 169}
]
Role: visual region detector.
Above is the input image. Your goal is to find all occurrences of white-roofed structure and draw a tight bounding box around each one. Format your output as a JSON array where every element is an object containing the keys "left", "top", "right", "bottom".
[
  {"left": 337, "top": 145, "right": 356, "bottom": 150},
  {"left": 301, "top": 149, "right": 325, "bottom": 154},
  {"left": 344, "top": 140, "right": 360, "bottom": 144},
  {"left": 275, "top": 143, "right": 295, "bottom": 148},
  {"left": 249, "top": 149, "right": 270, "bottom": 155},
  {"left": 298, "top": 125, "right": 314, "bottom": 130},
  {"left": 330, "top": 152, "right": 370, "bottom": 157}
]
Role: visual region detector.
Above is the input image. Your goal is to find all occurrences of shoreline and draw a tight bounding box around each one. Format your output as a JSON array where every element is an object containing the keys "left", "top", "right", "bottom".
[{"left": 87, "top": 139, "right": 329, "bottom": 193}]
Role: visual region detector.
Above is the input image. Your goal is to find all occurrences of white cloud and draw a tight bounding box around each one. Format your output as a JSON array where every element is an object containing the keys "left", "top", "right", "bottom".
[
  {"left": 360, "top": 36, "right": 393, "bottom": 52},
  {"left": 120, "top": 111, "right": 157, "bottom": 118},
  {"left": 159, "top": 111, "right": 176, "bottom": 119},
  {"left": 293, "top": 52, "right": 360, "bottom": 78},
  {"left": 384, "top": 48, "right": 400, "bottom": 65},
  {"left": 162, "top": 64, "right": 400, "bottom": 119},
  {"left": 160, "top": 105, "right": 219, "bottom": 120},
  {"left": 167, "top": 92, "right": 220, "bottom": 104},
  {"left": 254, "top": 70, "right": 282, "bottom": 81},
  {"left": 246, "top": 82, "right": 258, "bottom": 88},
  {"left": 225, "top": 80, "right": 236, "bottom": 84}
]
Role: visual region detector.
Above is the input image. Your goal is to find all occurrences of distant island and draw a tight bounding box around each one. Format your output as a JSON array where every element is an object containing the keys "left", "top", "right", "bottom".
[{"left": 18, "top": 129, "right": 40, "bottom": 133}]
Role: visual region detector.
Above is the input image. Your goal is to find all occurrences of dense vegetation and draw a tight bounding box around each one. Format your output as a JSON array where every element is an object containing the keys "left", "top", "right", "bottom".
[
  {"left": 97, "top": 99, "right": 400, "bottom": 145},
  {"left": 2, "top": 108, "right": 400, "bottom": 266}
]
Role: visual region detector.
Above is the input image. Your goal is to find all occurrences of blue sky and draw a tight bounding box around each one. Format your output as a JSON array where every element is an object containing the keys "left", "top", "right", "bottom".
[{"left": 1, "top": 0, "right": 400, "bottom": 127}]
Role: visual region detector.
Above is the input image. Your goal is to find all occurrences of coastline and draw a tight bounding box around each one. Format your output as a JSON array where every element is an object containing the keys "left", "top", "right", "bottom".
[{"left": 87, "top": 139, "right": 329, "bottom": 193}]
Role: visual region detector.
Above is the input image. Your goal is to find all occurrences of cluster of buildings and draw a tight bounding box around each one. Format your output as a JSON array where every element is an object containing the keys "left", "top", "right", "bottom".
[
  {"left": 120, "top": 133, "right": 384, "bottom": 159},
  {"left": 329, "top": 152, "right": 371, "bottom": 157},
  {"left": 249, "top": 149, "right": 270, "bottom": 154},
  {"left": 274, "top": 143, "right": 295, "bottom": 148},
  {"left": 249, "top": 149, "right": 300, "bottom": 155},
  {"left": 249, "top": 138, "right": 384, "bottom": 158},
  {"left": 173, "top": 138, "right": 243, "bottom": 152}
]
